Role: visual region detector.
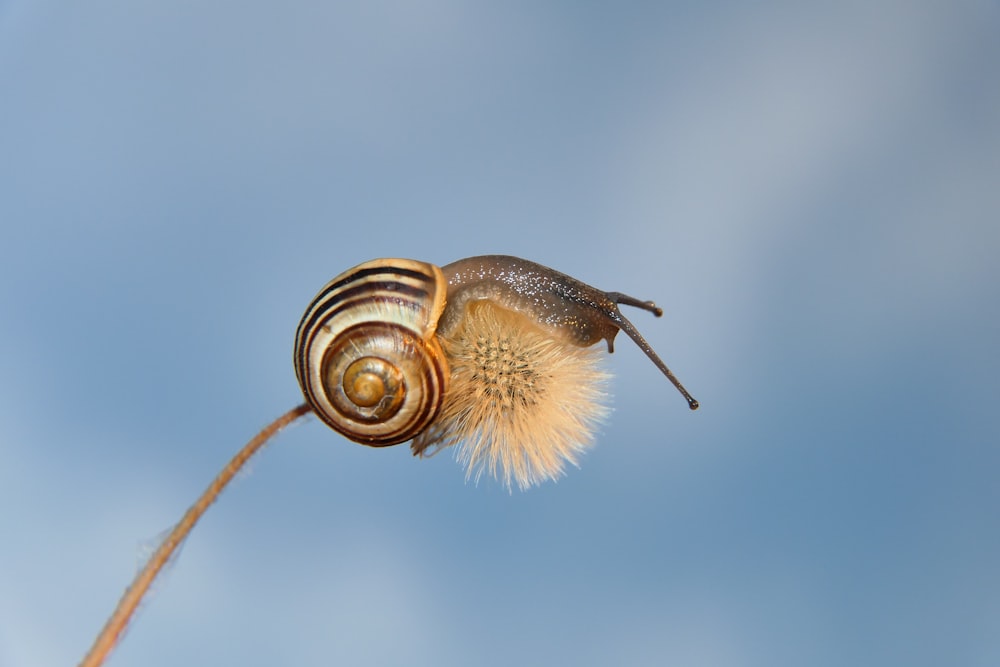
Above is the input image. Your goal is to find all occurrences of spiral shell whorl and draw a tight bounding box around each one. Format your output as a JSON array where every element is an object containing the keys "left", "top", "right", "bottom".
[{"left": 294, "top": 259, "right": 449, "bottom": 446}]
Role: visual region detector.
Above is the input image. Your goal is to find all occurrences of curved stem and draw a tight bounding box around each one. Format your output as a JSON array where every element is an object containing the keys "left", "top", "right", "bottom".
[{"left": 79, "top": 403, "right": 313, "bottom": 667}]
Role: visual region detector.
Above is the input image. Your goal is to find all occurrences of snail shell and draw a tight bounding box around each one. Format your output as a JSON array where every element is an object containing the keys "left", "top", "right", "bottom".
[{"left": 293, "top": 258, "right": 450, "bottom": 446}]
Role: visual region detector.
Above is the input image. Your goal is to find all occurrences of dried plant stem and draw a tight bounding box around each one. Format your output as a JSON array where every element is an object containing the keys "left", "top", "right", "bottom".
[{"left": 79, "top": 403, "right": 313, "bottom": 667}]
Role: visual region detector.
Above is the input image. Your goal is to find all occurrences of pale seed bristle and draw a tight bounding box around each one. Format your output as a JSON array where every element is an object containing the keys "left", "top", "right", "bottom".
[{"left": 412, "top": 300, "right": 611, "bottom": 491}]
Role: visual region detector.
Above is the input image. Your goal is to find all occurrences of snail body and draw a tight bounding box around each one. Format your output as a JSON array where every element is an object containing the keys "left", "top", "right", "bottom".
[
  {"left": 437, "top": 255, "right": 625, "bottom": 348},
  {"left": 294, "top": 255, "right": 697, "bottom": 489}
]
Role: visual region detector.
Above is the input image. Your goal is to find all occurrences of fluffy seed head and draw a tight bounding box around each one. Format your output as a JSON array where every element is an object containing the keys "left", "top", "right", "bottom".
[{"left": 412, "top": 299, "right": 611, "bottom": 490}]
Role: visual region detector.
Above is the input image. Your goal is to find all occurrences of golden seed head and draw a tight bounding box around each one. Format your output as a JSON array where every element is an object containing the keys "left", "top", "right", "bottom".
[{"left": 413, "top": 300, "right": 610, "bottom": 491}]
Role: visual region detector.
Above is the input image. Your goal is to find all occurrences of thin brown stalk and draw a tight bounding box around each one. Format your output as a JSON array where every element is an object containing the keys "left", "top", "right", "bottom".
[{"left": 78, "top": 403, "right": 313, "bottom": 667}]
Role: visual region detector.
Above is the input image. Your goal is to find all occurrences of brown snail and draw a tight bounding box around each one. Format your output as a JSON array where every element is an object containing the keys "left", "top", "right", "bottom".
[
  {"left": 79, "top": 255, "right": 697, "bottom": 667},
  {"left": 294, "top": 255, "right": 698, "bottom": 490}
]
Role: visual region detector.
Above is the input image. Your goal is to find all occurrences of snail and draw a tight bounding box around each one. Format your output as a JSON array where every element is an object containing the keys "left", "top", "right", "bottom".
[
  {"left": 79, "top": 255, "right": 697, "bottom": 667},
  {"left": 294, "top": 255, "right": 698, "bottom": 490}
]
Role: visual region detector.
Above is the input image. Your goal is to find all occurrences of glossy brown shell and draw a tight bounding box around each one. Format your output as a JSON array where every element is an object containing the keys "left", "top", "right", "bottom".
[{"left": 293, "top": 259, "right": 449, "bottom": 446}]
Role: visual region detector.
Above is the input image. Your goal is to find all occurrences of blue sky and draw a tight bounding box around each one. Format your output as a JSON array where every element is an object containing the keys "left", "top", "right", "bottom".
[{"left": 2, "top": 2, "right": 998, "bottom": 665}]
